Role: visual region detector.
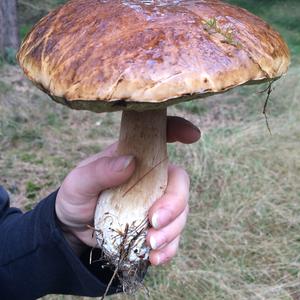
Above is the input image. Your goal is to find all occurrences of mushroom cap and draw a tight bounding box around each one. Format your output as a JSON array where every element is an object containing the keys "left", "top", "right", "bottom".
[{"left": 18, "top": 0, "right": 290, "bottom": 112}]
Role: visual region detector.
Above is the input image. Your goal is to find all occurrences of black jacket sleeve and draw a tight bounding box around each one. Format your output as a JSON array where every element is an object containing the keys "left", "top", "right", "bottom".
[{"left": 0, "top": 186, "right": 121, "bottom": 300}]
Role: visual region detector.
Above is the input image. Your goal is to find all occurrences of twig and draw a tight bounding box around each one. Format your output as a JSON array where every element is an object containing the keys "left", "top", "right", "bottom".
[
  {"left": 258, "top": 84, "right": 272, "bottom": 94},
  {"left": 262, "top": 80, "right": 274, "bottom": 135},
  {"left": 100, "top": 224, "right": 130, "bottom": 299},
  {"left": 122, "top": 157, "right": 168, "bottom": 197},
  {"left": 100, "top": 266, "right": 119, "bottom": 300},
  {"left": 86, "top": 224, "right": 103, "bottom": 239},
  {"left": 89, "top": 247, "right": 95, "bottom": 265}
]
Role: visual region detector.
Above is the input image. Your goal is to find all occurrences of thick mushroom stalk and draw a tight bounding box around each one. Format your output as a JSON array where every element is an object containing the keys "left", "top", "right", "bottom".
[{"left": 94, "top": 109, "right": 168, "bottom": 277}]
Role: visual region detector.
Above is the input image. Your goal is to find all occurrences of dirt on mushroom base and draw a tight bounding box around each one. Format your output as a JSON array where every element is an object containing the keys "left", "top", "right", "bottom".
[{"left": 1, "top": 63, "right": 300, "bottom": 299}]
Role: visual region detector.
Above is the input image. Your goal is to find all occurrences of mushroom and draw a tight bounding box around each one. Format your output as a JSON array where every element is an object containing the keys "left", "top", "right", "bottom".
[{"left": 17, "top": 0, "right": 290, "bottom": 290}]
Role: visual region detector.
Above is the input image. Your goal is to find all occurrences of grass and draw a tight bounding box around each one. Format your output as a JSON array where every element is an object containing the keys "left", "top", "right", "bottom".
[
  {"left": 0, "top": 66, "right": 119, "bottom": 208},
  {"left": 1, "top": 1, "right": 299, "bottom": 299}
]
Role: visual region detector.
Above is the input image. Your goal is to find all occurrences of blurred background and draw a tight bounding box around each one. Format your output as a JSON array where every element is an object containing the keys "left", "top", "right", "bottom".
[{"left": 0, "top": 1, "right": 299, "bottom": 299}]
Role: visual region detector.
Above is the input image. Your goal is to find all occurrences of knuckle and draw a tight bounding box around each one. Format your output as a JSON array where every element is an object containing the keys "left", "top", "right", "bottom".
[
  {"left": 182, "top": 168, "right": 190, "bottom": 183},
  {"left": 167, "top": 239, "right": 180, "bottom": 258},
  {"left": 62, "top": 171, "right": 80, "bottom": 192},
  {"left": 177, "top": 166, "right": 190, "bottom": 186},
  {"left": 171, "top": 189, "right": 186, "bottom": 206},
  {"left": 185, "top": 204, "right": 190, "bottom": 216},
  {"left": 160, "top": 228, "right": 171, "bottom": 244}
]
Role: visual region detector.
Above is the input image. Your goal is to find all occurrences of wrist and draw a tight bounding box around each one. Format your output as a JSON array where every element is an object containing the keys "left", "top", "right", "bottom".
[{"left": 56, "top": 218, "right": 88, "bottom": 256}]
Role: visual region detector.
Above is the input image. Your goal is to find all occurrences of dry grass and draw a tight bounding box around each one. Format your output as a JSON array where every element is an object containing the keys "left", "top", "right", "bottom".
[{"left": 0, "top": 65, "right": 121, "bottom": 208}]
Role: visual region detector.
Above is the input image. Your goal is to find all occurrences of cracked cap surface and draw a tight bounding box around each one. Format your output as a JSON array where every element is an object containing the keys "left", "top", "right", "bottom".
[{"left": 18, "top": 0, "right": 290, "bottom": 112}]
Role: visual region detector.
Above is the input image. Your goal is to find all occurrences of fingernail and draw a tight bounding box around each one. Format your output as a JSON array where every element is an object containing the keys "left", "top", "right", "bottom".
[
  {"left": 156, "top": 253, "right": 167, "bottom": 265},
  {"left": 150, "top": 236, "right": 157, "bottom": 249},
  {"left": 188, "top": 124, "right": 201, "bottom": 138},
  {"left": 156, "top": 254, "right": 161, "bottom": 265},
  {"left": 111, "top": 155, "right": 134, "bottom": 172},
  {"left": 150, "top": 235, "right": 166, "bottom": 250},
  {"left": 190, "top": 123, "right": 200, "bottom": 133},
  {"left": 152, "top": 209, "right": 172, "bottom": 229}
]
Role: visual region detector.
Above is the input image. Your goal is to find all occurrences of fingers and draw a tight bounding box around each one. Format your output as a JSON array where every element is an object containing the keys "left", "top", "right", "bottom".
[
  {"left": 149, "top": 237, "right": 180, "bottom": 266},
  {"left": 147, "top": 206, "right": 188, "bottom": 250},
  {"left": 148, "top": 165, "right": 190, "bottom": 229},
  {"left": 167, "top": 116, "right": 201, "bottom": 144},
  {"left": 62, "top": 155, "right": 136, "bottom": 200},
  {"left": 147, "top": 165, "right": 190, "bottom": 265}
]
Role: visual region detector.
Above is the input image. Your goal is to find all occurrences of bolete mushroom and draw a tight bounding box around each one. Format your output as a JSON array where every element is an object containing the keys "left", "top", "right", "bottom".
[{"left": 17, "top": 0, "right": 290, "bottom": 290}]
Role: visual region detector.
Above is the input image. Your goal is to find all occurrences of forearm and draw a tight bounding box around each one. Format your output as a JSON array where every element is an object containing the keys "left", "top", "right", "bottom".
[{"left": 0, "top": 187, "right": 120, "bottom": 300}]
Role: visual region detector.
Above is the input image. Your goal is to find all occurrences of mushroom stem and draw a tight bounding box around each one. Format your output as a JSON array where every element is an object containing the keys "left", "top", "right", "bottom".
[
  {"left": 118, "top": 109, "right": 168, "bottom": 206},
  {"left": 94, "top": 109, "right": 168, "bottom": 283}
]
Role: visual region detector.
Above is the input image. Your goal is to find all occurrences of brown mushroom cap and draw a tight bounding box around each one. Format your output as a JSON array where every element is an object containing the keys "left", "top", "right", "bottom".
[{"left": 18, "top": 0, "right": 290, "bottom": 112}]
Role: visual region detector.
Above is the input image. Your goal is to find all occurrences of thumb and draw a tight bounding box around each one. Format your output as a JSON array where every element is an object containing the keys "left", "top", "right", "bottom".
[{"left": 64, "top": 155, "right": 135, "bottom": 197}]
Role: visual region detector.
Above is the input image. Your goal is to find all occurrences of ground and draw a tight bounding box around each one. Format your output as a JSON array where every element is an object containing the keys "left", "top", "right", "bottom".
[{"left": 1, "top": 0, "right": 300, "bottom": 299}]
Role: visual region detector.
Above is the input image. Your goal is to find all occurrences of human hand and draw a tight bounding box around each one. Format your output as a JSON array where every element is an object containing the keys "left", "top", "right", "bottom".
[{"left": 55, "top": 116, "right": 200, "bottom": 264}]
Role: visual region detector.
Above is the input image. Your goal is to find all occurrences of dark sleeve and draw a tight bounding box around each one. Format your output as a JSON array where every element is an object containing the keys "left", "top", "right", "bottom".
[{"left": 0, "top": 186, "right": 122, "bottom": 300}]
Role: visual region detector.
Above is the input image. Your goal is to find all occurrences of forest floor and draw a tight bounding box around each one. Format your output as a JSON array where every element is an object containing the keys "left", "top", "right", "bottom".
[{"left": 1, "top": 0, "right": 300, "bottom": 299}]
